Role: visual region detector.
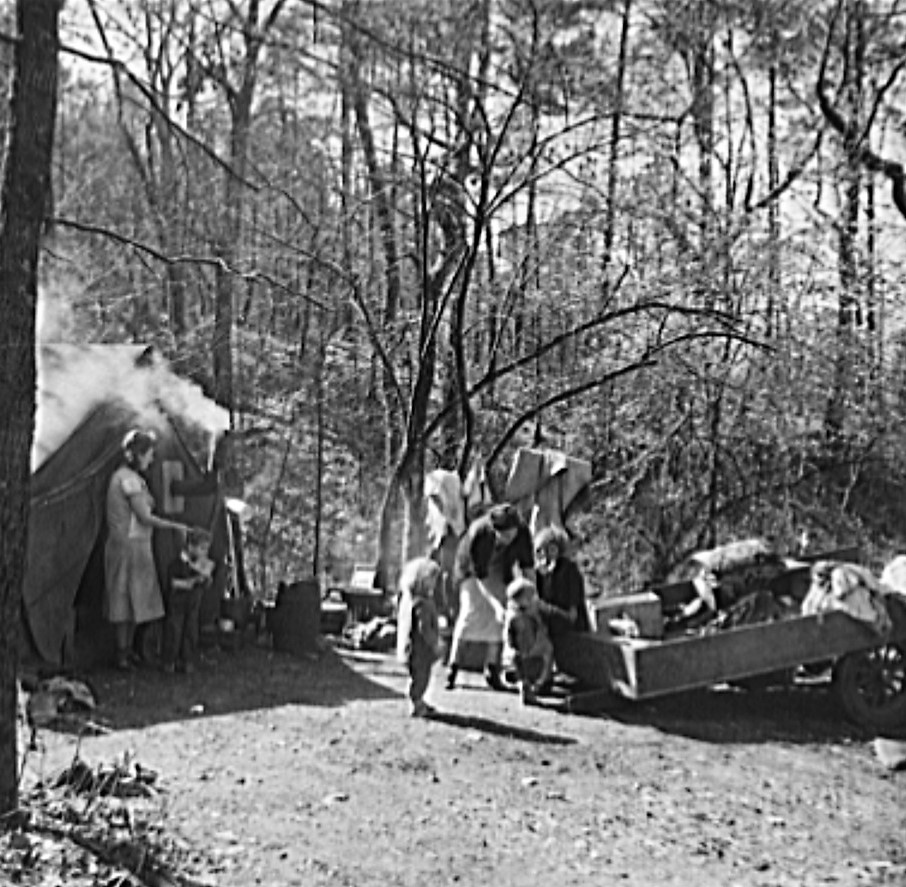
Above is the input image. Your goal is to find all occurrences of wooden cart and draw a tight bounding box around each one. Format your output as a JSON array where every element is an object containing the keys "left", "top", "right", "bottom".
[{"left": 556, "top": 556, "right": 906, "bottom": 732}]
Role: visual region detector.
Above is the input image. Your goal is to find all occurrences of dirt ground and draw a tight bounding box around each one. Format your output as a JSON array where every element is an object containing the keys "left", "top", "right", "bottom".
[{"left": 11, "top": 631, "right": 906, "bottom": 887}]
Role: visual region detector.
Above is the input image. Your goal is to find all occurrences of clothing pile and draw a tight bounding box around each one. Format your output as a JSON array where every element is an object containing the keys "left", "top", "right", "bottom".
[
  {"left": 802, "top": 560, "right": 893, "bottom": 636},
  {"left": 672, "top": 538, "right": 795, "bottom": 633},
  {"left": 677, "top": 539, "right": 903, "bottom": 638},
  {"left": 688, "top": 538, "right": 788, "bottom": 614},
  {"left": 19, "top": 675, "right": 102, "bottom": 748},
  {"left": 343, "top": 616, "right": 397, "bottom": 652}
]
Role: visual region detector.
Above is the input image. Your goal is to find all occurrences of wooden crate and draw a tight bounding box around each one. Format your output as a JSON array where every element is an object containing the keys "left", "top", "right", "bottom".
[{"left": 595, "top": 592, "right": 664, "bottom": 639}]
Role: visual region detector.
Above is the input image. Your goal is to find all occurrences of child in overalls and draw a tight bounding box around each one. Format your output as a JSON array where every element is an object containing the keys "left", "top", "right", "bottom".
[
  {"left": 397, "top": 557, "right": 442, "bottom": 717},
  {"left": 162, "top": 528, "right": 214, "bottom": 674},
  {"left": 503, "top": 576, "right": 554, "bottom": 704}
]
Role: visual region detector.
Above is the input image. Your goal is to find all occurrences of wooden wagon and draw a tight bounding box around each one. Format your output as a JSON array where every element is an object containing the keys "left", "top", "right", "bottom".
[{"left": 556, "top": 549, "right": 906, "bottom": 732}]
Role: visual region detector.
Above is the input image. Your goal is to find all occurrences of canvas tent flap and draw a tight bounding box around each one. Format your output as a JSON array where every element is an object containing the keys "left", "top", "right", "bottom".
[
  {"left": 24, "top": 344, "right": 235, "bottom": 667},
  {"left": 26, "top": 402, "right": 227, "bottom": 666},
  {"left": 25, "top": 401, "right": 134, "bottom": 664}
]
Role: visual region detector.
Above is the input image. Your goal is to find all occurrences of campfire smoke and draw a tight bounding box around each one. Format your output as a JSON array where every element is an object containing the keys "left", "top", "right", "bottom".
[{"left": 33, "top": 343, "right": 230, "bottom": 471}]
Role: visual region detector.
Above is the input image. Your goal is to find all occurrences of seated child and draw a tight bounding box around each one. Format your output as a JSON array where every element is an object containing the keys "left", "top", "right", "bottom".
[
  {"left": 162, "top": 528, "right": 214, "bottom": 674},
  {"left": 396, "top": 557, "right": 443, "bottom": 717},
  {"left": 503, "top": 577, "right": 554, "bottom": 704}
]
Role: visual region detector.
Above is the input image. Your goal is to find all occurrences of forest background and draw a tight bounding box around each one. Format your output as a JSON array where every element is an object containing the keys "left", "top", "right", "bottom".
[{"left": 15, "top": 0, "right": 906, "bottom": 600}]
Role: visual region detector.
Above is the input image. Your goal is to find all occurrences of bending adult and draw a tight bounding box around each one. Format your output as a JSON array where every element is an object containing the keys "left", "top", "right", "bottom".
[
  {"left": 446, "top": 503, "right": 534, "bottom": 690},
  {"left": 105, "top": 428, "right": 188, "bottom": 670},
  {"left": 534, "top": 525, "right": 590, "bottom": 666}
]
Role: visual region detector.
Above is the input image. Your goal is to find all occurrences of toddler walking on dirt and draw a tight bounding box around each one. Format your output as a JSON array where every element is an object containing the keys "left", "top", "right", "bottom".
[
  {"left": 396, "top": 557, "right": 443, "bottom": 717},
  {"left": 503, "top": 576, "right": 554, "bottom": 704}
]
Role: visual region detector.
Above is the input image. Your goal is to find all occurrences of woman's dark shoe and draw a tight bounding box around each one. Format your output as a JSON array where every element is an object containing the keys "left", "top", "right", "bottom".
[
  {"left": 484, "top": 665, "right": 505, "bottom": 692},
  {"left": 115, "top": 652, "right": 134, "bottom": 671}
]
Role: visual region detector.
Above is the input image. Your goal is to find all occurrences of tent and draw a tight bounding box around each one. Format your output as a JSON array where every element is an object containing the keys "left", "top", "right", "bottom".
[{"left": 24, "top": 344, "right": 243, "bottom": 667}]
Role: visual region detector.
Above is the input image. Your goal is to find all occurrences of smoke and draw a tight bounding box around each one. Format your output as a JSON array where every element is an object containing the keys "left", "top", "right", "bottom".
[
  {"left": 35, "top": 279, "right": 76, "bottom": 343},
  {"left": 33, "top": 343, "right": 230, "bottom": 471}
]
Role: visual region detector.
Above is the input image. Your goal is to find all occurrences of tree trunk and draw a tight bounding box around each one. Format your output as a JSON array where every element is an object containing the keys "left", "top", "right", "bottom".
[
  {"left": 0, "top": 0, "right": 61, "bottom": 818},
  {"left": 344, "top": 18, "right": 405, "bottom": 586},
  {"left": 209, "top": 1, "right": 286, "bottom": 501},
  {"left": 439, "top": 3, "right": 485, "bottom": 466},
  {"left": 210, "top": 0, "right": 286, "bottom": 418},
  {"left": 766, "top": 58, "right": 779, "bottom": 336},
  {"left": 865, "top": 175, "right": 880, "bottom": 407},
  {"left": 601, "top": 0, "right": 631, "bottom": 304},
  {"left": 690, "top": 14, "right": 715, "bottom": 266},
  {"left": 827, "top": 0, "right": 865, "bottom": 438},
  {"left": 213, "top": 111, "right": 254, "bottom": 417}
]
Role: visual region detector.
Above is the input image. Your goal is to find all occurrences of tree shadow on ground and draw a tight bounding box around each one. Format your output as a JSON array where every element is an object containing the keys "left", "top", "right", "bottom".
[
  {"left": 63, "top": 640, "right": 401, "bottom": 732},
  {"left": 426, "top": 709, "right": 577, "bottom": 746},
  {"left": 558, "top": 680, "right": 869, "bottom": 746}
]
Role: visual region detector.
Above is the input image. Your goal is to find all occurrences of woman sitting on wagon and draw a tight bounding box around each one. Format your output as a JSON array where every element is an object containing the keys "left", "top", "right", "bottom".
[{"left": 533, "top": 526, "right": 590, "bottom": 682}]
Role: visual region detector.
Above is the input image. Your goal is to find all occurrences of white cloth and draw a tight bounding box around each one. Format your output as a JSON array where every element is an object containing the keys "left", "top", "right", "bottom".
[
  {"left": 449, "top": 575, "right": 506, "bottom": 658},
  {"left": 424, "top": 469, "right": 466, "bottom": 545},
  {"left": 880, "top": 556, "right": 906, "bottom": 597},
  {"left": 873, "top": 738, "right": 906, "bottom": 770}
]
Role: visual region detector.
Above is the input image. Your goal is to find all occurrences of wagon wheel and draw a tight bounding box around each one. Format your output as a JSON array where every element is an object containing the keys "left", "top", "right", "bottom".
[{"left": 832, "top": 642, "right": 906, "bottom": 732}]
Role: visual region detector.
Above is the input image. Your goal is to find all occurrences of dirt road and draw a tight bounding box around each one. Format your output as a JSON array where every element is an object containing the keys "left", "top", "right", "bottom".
[{"left": 17, "top": 640, "right": 906, "bottom": 886}]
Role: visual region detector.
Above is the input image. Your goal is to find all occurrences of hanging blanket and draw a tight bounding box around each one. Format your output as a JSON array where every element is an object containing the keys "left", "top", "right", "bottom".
[{"left": 503, "top": 447, "right": 591, "bottom": 536}]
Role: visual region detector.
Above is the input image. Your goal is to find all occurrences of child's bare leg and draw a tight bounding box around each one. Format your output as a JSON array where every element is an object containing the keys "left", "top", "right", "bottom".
[
  {"left": 535, "top": 650, "right": 554, "bottom": 691},
  {"left": 408, "top": 654, "right": 434, "bottom": 716},
  {"left": 519, "top": 657, "right": 544, "bottom": 704}
]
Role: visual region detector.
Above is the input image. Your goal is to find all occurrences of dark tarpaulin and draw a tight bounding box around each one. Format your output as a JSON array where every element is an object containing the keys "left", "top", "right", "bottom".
[{"left": 25, "top": 401, "right": 228, "bottom": 666}]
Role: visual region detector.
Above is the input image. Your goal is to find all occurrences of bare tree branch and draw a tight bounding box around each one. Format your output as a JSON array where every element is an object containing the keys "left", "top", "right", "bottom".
[
  {"left": 52, "top": 216, "right": 328, "bottom": 309},
  {"left": 816, "top": 0, "right": 906, "bottom": 219}
]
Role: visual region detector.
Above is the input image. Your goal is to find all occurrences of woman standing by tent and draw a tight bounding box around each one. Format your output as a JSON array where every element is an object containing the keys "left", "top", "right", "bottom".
[{"left": 105, "top": 429, "right": 188, "bottom": 670}]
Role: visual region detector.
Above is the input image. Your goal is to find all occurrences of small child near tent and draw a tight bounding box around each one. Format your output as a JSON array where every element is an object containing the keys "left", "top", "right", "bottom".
[
  {"left": 396, "top": 557, "right": 443, "bottom": 717},
  {"left": 161, "top": 527, "right": 214, "bottom": 674}
]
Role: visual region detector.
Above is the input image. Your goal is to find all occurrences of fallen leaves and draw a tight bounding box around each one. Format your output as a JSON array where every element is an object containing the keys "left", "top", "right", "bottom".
[{"left": 1, "top": 753, "right": 221, "bottom": 887}]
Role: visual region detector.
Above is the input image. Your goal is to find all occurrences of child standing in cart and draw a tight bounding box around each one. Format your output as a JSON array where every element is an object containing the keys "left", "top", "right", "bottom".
[{"left": 396, "top": 557, "right": 443, "bottom": 717}]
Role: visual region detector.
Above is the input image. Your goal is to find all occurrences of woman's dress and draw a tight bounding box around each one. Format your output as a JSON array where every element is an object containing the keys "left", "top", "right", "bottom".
[
  {"left": 448, "top": 516, "right": 533, "bottom": 664},
  {"left": 104, "top": 465, "right": 165, "bottom": 624}
]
